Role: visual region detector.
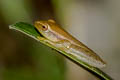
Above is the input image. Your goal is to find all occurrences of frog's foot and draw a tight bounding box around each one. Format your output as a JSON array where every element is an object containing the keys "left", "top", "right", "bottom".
[
  {"left": 37, "top": 36, "right": 46, "bottom": 41},
  {"left": 37, "top": 36, "right": 52, "bottom": 45}
]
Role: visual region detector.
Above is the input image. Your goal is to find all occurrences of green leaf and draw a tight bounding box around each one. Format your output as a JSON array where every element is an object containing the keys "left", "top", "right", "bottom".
[{"left": 9, "top": 22, "right": 113, "bottom": 80}]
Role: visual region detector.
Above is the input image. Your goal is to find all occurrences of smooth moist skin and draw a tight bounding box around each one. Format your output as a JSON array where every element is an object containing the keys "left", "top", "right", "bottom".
[{"left": 34, "top": 19, "right": 106, "bottom": 68}]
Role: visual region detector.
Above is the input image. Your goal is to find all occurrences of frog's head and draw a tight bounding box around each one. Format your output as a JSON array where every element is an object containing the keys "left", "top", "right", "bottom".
[
  {"left": 34, "top": 19, "right": 59, "bottom": 41},
  {"left": 35, "top": 19, "right": 55, "bottom": 34},
  {"left": 34, "top": 19, "right": 55, "bottom": 32}
]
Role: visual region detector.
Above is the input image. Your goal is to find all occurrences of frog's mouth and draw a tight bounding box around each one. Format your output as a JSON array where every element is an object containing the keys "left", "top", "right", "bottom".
[{"left": 34, "top": 27, "right": 44, "bottom": 37}]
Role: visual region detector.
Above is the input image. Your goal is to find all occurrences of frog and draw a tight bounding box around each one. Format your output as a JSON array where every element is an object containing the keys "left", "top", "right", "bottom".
[{"left": 34, "top": 19, "right": 106, "bottom": 68}]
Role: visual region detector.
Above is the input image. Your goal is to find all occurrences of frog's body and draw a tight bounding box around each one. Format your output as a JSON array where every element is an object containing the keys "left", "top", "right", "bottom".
[{"left": 34, "top": 19, "right": 106, "bottom": 68}]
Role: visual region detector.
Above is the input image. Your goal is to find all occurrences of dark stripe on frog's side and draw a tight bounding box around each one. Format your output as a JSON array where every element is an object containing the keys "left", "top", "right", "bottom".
[{"left": 34, "top": 27, "right": 44, "bottom": 37}]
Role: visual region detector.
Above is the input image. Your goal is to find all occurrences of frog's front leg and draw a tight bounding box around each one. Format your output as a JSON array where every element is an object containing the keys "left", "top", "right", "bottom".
[
  {"left": 37, "top": 36, "right": 71, "bottom": 50},
  {"left": 37, "top": 36, "right": 54, "bottom": 45},
  {"left": 54, "top": 40, "right": 71, "bottom": 48},
  {"left": 37, "top": 36, "right": 46, "bottom": 41}
]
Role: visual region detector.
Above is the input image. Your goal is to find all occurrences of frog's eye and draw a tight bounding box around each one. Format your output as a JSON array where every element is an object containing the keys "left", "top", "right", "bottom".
[{"left": 41, "top": 25, "right": 48, "bottom": 31}]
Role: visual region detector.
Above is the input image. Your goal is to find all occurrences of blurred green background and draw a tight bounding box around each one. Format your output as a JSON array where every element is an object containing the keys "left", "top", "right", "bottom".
[{"left": 0, "top": 0, "right": 120, "bottom": 80}]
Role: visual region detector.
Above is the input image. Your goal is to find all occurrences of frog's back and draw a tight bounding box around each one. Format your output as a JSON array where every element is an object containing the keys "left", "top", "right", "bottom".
[
  {"left": 48, "top": 21, "right": 90, "bottom": 47},
  {"left": 48, "top": 21, "right": 106, "bottom": 67}
]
